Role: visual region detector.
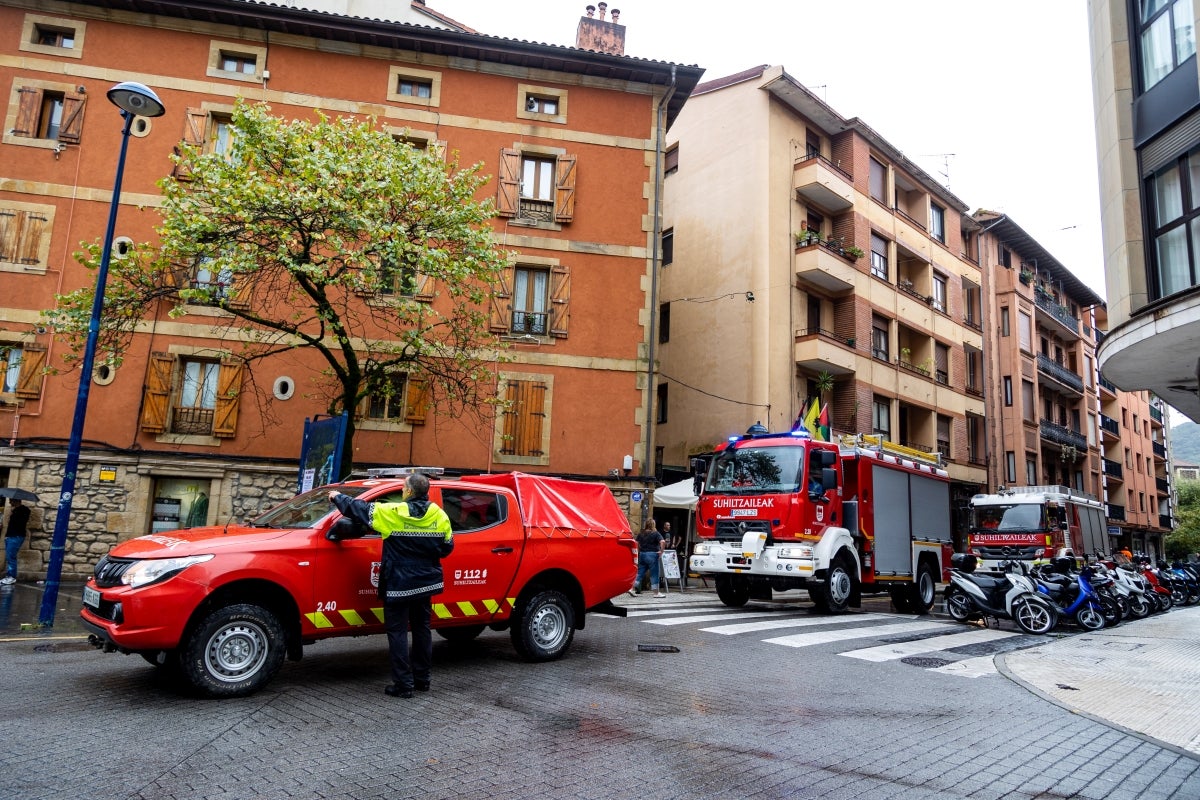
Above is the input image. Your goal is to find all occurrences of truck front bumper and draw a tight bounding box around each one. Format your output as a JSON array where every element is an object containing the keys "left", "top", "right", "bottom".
[{"left": 689, "top": 542, "right": 816, "bottom": 580}]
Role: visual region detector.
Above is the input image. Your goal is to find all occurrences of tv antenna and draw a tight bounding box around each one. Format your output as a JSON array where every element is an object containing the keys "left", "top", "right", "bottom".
[{"left": 919, "top": 153, "right": 955, "bottom": 189}]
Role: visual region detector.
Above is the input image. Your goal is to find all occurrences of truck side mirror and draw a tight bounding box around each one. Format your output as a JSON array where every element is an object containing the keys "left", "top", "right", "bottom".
[
  {"left": 821, "top": 467, "right": 837, "bottom": 491},
  {"left": 326, "top": 517, "right": 366, "bottom": 541}
]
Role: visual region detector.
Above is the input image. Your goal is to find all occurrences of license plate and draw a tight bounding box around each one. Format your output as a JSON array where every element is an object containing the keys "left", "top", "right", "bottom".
[{"left": 83, "top": 585, "right": 101, "bottom": 609}]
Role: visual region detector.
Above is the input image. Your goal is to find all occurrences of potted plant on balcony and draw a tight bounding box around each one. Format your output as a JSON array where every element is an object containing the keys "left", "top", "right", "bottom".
[
  {"left": 843, "top": 245, "right": 864, "bottom": 260},
  {"left": 1018, "top": 268, "right": 1033, "bottom": 285},
  {"left": 795, "top": 230, "right": 822, "bottom": 247}
]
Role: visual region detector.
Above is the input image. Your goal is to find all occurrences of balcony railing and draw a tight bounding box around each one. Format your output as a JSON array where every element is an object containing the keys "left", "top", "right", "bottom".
[
  {"left": 512, "top": 311, "right": 548, "bottom": 335},
  {"left": 795, "top": 150, "right": 853, "bottom": 180},
  {"left": 1039, "top": 418, "right": 1087, "bottom": 451},
  {"left": 897, "top": 358, "right": 931, "bottom": 378},
  {"left": 1108, "top": 503, "right": 1126, "bottom": 521},
  {"left": 1156, "top": 476, "right": 1170, "bottom": 493},
  {"left": 1153, "top": 441, "right": 1167, "bottom": 459},
  {"left": 1159, "top": 514, "right": 1174, "bottom": 529},
  {"left": 1150, "top": 406, "right": 1164, "bottom": 424},
  {"left": 1036, "top": 353, "right": 1084, "bottom": 394},
  {"left": 171, "top": 406, "right": 215, "bottom": 436},
  {"left": 963, "top": 315, "right": 983, "bottom": 332},
  {"left": 1102, "top": 458, "right": 1124, "bottom": 479},
  {"left": 1098, "top": 375, "right": 1117, "bottom": 394},
  {"left": 1100, "top": 414, "right": 1119, "bottom": 435},
  {"left": 1033, "top": 291, "right": 1080, "bottom": 334},
  {"left": 895, "top": 207, "right": 926, "bottom": 231}
]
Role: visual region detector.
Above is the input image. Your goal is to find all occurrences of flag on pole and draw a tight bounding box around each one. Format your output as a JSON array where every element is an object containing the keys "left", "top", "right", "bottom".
[
  {"left": 817, "top": 403, "right": 830, "bottom": 442},
  {"left": 802, "top": 398, "right": 820, "bottom": 439}
]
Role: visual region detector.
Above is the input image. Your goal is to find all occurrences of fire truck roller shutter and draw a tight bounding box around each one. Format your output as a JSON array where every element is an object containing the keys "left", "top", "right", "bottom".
[{"left": 872, "top": 466, "right": 952, "bottom": 575}]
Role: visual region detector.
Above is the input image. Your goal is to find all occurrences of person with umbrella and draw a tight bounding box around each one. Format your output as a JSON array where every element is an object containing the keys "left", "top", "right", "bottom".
[{"left": 2, "top": 493, "right": 32, "bottom": 585}]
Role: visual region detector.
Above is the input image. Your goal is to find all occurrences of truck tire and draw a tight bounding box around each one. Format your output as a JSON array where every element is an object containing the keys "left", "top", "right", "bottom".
[
  {"left": 715, "top": 575, "right": 750, "bottom": 608},
  {"left": 511, "top": 590, "right": 575, "bottom": 662},
  {"left": 912, "top": 560, "right": 937, "bottom": 614},
  {"left": 436, "top": 624, "right": 486, "bottom": 643},
  {"left": 812, "top": 554, "right": 856, "bottom": 614},
  {"left": 181, "top": 603, "right": 286, "bottom": 698}
]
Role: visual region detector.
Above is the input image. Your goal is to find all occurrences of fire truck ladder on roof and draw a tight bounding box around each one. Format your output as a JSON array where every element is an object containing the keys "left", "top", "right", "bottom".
[
  {"left": 836, "top": 433, "right": 944, "bottom": 470},
  {"left": 999, "top": 484, "right": 1100, "bottom": 503}
]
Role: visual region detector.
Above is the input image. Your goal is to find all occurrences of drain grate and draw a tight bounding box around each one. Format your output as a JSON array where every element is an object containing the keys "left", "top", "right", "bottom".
[
  {"left": 637, "top": 644, "right": 680, "bottom": 653},
  {"left": 900, "top": 656, "right": 952, "bottom": 668}
]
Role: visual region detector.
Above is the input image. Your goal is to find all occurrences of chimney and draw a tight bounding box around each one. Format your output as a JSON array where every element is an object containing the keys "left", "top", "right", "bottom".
[{"left": 575, "top": 4, "right": 625, "bottom": 55}]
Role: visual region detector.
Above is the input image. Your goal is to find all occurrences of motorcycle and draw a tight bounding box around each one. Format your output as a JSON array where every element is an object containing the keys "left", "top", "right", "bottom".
[
  {"left": 944, "top": 554, "right": 1059, "bottom": 635},
  {"left": 1171, "top": 561, "right": 1200, "bottom": 605},
  {"left": 1031, "top": 558, "right": 1106, "bottom": 631},
  {"left": 1136, "top": 557, "right": 1174, "bottom": 612},
  {"left": 1087, "top": 562, "right": 1128, "bottom": 627},
  {"left": 1103, "top": 554, "right": 1154, "bottom": 619}
]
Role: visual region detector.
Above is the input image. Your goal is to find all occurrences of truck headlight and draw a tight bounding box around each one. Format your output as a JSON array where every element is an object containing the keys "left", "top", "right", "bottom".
[
  {"left": 121, "top": 554, "right": 214, "bottom": 588},
  {"left": 778, "top": 545, "right": 816, "bottom": 559},
  {"left": 692, "top": 543, "right": 711, "bottom": 556}
]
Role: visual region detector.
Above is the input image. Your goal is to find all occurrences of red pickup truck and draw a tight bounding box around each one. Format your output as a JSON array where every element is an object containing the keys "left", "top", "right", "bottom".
[{"left": 80, "top": 471, "right": 637, "bottom": 697}]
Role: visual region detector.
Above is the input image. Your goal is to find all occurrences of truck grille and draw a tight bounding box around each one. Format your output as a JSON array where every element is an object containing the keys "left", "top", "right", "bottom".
[
  {"left": 93, "top": 555, "right": 134, "bottom": 588},
  {"left": 975, "top": 544, "right": 1043, "bottom": 560},
  {"left": 714, "top": 519, "right": 771, "bottom": 544}
]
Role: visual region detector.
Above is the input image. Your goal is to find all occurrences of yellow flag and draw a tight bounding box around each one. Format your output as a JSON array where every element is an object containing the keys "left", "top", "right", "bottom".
[{"left": 803, "top": 397, "right": 821, "bottom": 440}]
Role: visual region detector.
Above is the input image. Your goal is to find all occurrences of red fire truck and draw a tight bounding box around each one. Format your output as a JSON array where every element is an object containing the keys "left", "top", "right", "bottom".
[
  {"left": 967, "top": 485, "right": 1108, "bottom": 571},
  {"left": 689, "top": 431, "right": 952, "bottom": 613}
]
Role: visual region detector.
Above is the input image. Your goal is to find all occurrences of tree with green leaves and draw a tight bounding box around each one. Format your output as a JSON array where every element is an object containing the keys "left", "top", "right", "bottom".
[
  {"left": 46, "top": 101, "right": 509, "bottom": 475},
  {"left": 1165, "top": 480, "right": 1200, "bottom": 560}
]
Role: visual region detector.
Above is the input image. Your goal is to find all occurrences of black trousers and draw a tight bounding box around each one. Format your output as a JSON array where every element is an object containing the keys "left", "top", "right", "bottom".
[{"left": 384, "top": 595, "right": 433, "bottom": 689}]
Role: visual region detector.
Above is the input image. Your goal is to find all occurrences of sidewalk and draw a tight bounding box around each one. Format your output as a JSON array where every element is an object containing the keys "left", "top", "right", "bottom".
[{"left": 0, "top": 580, "right": 87, "bottom": 637}]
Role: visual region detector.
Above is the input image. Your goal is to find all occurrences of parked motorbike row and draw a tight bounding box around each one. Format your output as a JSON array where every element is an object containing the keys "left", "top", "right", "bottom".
[{"left": 943, "top": 552, "right": 1200, "bottom": 635}]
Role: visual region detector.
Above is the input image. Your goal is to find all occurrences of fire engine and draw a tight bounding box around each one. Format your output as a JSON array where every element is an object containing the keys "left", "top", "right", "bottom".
[
  {"left": 689, "top": 430, "right": 952, "bottom": 614},
  {"left": 967, "top": 485, "right": 1107, "bottom": 571}
]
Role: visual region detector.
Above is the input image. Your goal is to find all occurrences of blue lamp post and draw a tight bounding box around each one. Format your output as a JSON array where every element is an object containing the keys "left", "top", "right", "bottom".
[{"left": 39, "top": 82, "right": 165, "bottom": 627}]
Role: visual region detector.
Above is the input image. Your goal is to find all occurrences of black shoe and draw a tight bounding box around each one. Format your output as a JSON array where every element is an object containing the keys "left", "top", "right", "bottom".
[
  {"left": 384, "top": 685, "right": 414, "bottom": 699},
  {"left": 415, "top": 681, "right": 430, "bottom": 692}
]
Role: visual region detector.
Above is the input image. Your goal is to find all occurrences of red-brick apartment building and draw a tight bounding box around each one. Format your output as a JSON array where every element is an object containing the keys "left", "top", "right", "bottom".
[{"left": 0, "top": 0, "right": 701, "bottom": 578}]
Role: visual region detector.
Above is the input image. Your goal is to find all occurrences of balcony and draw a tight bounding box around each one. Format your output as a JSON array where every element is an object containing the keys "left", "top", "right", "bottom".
[
  {"left": 1102, "top": 458, "right": 1124, "bottom": 480},
  {"left": 795, "top": 236, "right": 859, "bottom": 294},
  {"left": 1033, "top": 290, "right": 1081, "bottom": 336},
  {"left": 1098, "top": 375, "right": 1117, "bottom": 396},
  {"left": 794, "top": 154, "right": 854, "bottom": 212},
  {"left": 170, "top": 406, "right": 215, "bottom": 436},
  {"left": 1159, "top": 514, "right": 1174, "bottom": 529},
  {"left": 1100, "top": 414, "right": 1119, "bottom": 437},
  {"left": 1108, "top": 503, "right": 1126, "bottom": 522},
  {"left": 1153, "top": 441, "right": 1167, "bottom": 460},
  {"left": 512, "top": 311, "right": 548, "bottom": 336},
  {"left": 1150, "top": 405, "right": 1164, "bottom": 425},
  {"left": 1156, "top": 476, "right": 1170, "bottom": 493},
  {"left": 1036, "top": 353, "right": 1084, "bottom": 396},
  {"left": 794, "top": 328, "right": 857, "bottom": 375},
  {"left": 1040, "top": 418, "right": 1087, "bottom": 451}
]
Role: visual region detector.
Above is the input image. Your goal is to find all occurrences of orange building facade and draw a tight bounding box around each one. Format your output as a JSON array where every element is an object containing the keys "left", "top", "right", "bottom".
[{"left": 0, "top": 0, "right": 700, "bottom": 578}]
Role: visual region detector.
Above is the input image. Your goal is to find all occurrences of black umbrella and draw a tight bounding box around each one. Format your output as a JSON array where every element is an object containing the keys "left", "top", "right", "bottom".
[{"left": 0, "top": 487, "right": 39, "bottom": 503}]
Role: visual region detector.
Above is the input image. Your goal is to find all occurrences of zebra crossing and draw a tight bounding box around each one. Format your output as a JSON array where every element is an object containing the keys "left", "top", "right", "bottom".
[{"left": 629, "top": 603, "right": 1043, "bottom": 677}]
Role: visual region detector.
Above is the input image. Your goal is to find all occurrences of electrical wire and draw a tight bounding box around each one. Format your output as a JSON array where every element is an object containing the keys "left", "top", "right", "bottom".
[{"left": 659, "top": 372, "right": 769, "bottom": 408}]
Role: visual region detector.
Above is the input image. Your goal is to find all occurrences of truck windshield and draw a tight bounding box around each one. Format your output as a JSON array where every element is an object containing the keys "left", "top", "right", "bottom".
[
  {"left": 707, "top": 445, "right": 803, "bottom": 494},
  {"left": 252, "top": 485, "right": 369, "bottom": 529},
  {"left": 971, "top": 504, "right": 1045, "bottom": 532}
]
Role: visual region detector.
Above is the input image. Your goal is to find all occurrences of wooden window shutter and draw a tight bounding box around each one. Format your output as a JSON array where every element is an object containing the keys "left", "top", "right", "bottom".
[
  {"left": 412, "top": 272, "right": 435, "bottom": 303},
  {"left": 212, "top": 359, "right": 244, "bottom": 438},
  {"left": 496, "top": 149, "right": 521, "bottom": 217},
  {"left": 549, "top": 264, "right": 571, "bottom": 338},
  {"left": 354, "top": 392, "right": 370, "bottom": 420},
  {"left": 17, "top": 212, "right": 47, "bottom": 266},
  {"left": 173, "top": 109, "right": 209, "bottom": 180},
  {"left": 140, "top": 353, "right": 175, "bottom": 434},
  {"left": 13, "top": 87, "right": 42, "bottom": 137},
  {"left": 554, "top": 154, "right": 577, "bottom": 222},
  {"left": 57, "top": 92, "right": 86, "bottom": 145},
  {"left": 489, "top": 263, "right": 515, "bottom": 333},
  {"left": 0, "top": 211, "right": 17, "bottom": 263},
  {"left": 500, "top": 379, "right": 547, "bottom": 457},
  {"left": 14, "top": 345, "right": 46, "bottom": 399},
  {"left": 403, "top": 377, "right": 430, "bottom": 424}
]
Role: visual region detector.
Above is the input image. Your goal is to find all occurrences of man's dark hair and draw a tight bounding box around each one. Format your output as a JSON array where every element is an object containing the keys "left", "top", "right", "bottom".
[{"left": 406, "top": 473, "right": 431, "bottom": 498}]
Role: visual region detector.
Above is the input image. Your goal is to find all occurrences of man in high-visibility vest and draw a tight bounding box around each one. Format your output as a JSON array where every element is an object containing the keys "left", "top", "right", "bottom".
[{"left": 329, "top": 473, "right": 454, "bottom": 698}]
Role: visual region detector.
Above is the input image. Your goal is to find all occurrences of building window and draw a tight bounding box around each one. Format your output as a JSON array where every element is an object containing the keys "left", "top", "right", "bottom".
[
  {"left": 662, "top": 228, "right": 674, "bottom": 266},
  {"left": 19, "top": 15, "right": 86, "bottom": 59},
  {"left": 869, "top": 156, "right": 887, "bottom": 203},
  {"left": 206, "top": 40, "right": 267, "bottom": 83},
  {"left": 872, "top": 396, "right": 891, "bottom": 439},
  {"left": 0, "top": 202, "right": 53, "bottom": 271},
  {"left": 1006, "top": 451, "right": 1017, "bottom": 482},
  {"left": 659, "top": 302, "right": 670, "bottom": 344},
  {"left": 517, "top": 84, "right": 567, "bottom": 123},
  {"left": 497, "top": 149, "right": 577, "bottom": 224},
  {"left": 490, "top": 262, "right": 570, "bottom": 339},
  {"left": 140, "top": 353, "right": 243, "bottom": 439},
  {"left": 937, "top": 415, "right": 951, "bottom": 458},
  {"left": 935, "top": 343, "right": 949, "bottom": 385},
  {"left": 366, "top": 373, "right": 408, "bottom": 421},
  {"left": 9, "top": 84, "right": 85, "bottom": 144},
  {"left": 871, "top": 315, "right": 890, "bottom": 361},
  {"left": 1146, "top": 144, "right": 1200, "bottom": 299},
  {"left": 930, "top": 203, "right": 946, "bottom": 244},
  {"left": 1000, "top": 307, "right": 1010, "bottom": 336},
  {"left": 965, "top": 347, "right": 980, "bottom": 391},
  {"left": 1018, "top": 310, "right": 1031, "bottom": 351},
  {"left": 870, "top": 233, "right": 889, "bottom": 280},
  {"left": 1022, "top": 380, "right": 1035, "bottom": 422},
  {"left": 931, "top": 274, "right": 947, "bottom": 312},
  {"left": 1026, "top": 456, "right": 1038, "bottom": 485},
  {"left": 656, "top": 383, "right": 668, "bottom": 424},
  {"left": 497, "top": 376, "right": 550, "bottom": 463},
  {"left": 1003, "top": 376, "right": 1013, "bottom": 406},
  {"left": 1137, "top": 0, "right": 1197, "bottom": 92},
  {"left": 190, "top": 258, "right": 234, "bottom": 303},
  {"left": 967, "top": 414, "right": 983, "bottom": 462},
  {"left": 388, "top": 66, "right": 442, "bottom": 107},
  {"left": 174, "top": 108, "right": 237, "bottom": 177},
  {"left": 0, "top": 344, "right": 45, "bottom": 399},
  {"left": 664, "top": 145, "right": 679, "bottom": 176},
  {"left": 999, "top": 246, "right": 1012, "bottom": 268},
  {"left": 34, "top": 25, "right": 74, "bottom": 49}
]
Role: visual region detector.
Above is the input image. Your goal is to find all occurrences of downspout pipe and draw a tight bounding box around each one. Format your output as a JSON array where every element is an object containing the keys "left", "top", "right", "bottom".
[
  {"left": 644, "top": 66, "right": 676, "bottom": 486},
  {"left": 977, "top": 214, "right": 1007, "bottom": 490}
]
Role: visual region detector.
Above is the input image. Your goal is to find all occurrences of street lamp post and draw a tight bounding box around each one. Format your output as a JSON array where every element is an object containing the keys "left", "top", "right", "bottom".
[{"left": 38, "top": 82, "right": 165, "bottom": 627}]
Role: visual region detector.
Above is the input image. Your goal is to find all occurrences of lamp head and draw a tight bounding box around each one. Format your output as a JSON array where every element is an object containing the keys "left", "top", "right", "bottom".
[{"left": 106, "top": 82, "right": 166, "bottom": 118}]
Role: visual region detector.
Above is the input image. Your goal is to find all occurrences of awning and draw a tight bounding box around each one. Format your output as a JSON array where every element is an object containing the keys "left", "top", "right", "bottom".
[{"left": 653, "top": 478, "right": 699, "bottom": 510}]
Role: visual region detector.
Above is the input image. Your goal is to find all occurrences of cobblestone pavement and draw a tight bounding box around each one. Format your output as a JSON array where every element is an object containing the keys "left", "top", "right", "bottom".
[{"left": 1, "top": 579, "right": 1197, "bottom": 799}]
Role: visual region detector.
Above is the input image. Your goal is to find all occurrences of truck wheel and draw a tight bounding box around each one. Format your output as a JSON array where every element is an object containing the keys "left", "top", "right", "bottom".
[
  {"left": 813, "top": 554, "right": 856, "bottom": 614},
  {"left": 181, "top": 603, "right": 286, "bottom": 698},
  {"left": 436, "top": 624, "right": 486, "bottom": 643},
  {"left": 511, "top": 590, "right": 575, "bottom": 662},
  {"left": 715, "top": 575, "right": 750, "bottom": 608},
  {"left": 911, "top": 560, "right": 937, "bottom": 615}
]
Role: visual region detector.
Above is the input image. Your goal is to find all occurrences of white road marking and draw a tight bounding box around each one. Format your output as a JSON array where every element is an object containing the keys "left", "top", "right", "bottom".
[
  {"left": 701, "top": 613, "right": 893, "bottom": 635},
  {"left": 764, "top": 620, "right": 948, "bottom": 647},
  {"left": 646, "top": 610, "right": 796, "bottom": 626},
  {"left": 841, "top": 627, "right": 1018, "bottom": 662}
]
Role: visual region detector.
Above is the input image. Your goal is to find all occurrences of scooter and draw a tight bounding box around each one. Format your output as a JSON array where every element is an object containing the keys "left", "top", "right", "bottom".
[
  {"left": 1087, "top": 562, "right": 1127, "bottom": 627},
  {"left": 1136, "top": 557, "right": 1174, "bottom": 612},
  {"left": 1031, "top": 558, "right": 1106, "bottom": 631},
  {"left": 1171, "top": 561, "right": 1200, "bottom": 605},
  {"left": 944, "top": 554, "right": 1058, "bottom": 635},
  {"left": 1103, "top": 554, "right": 1153, "bottom": 619}
]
